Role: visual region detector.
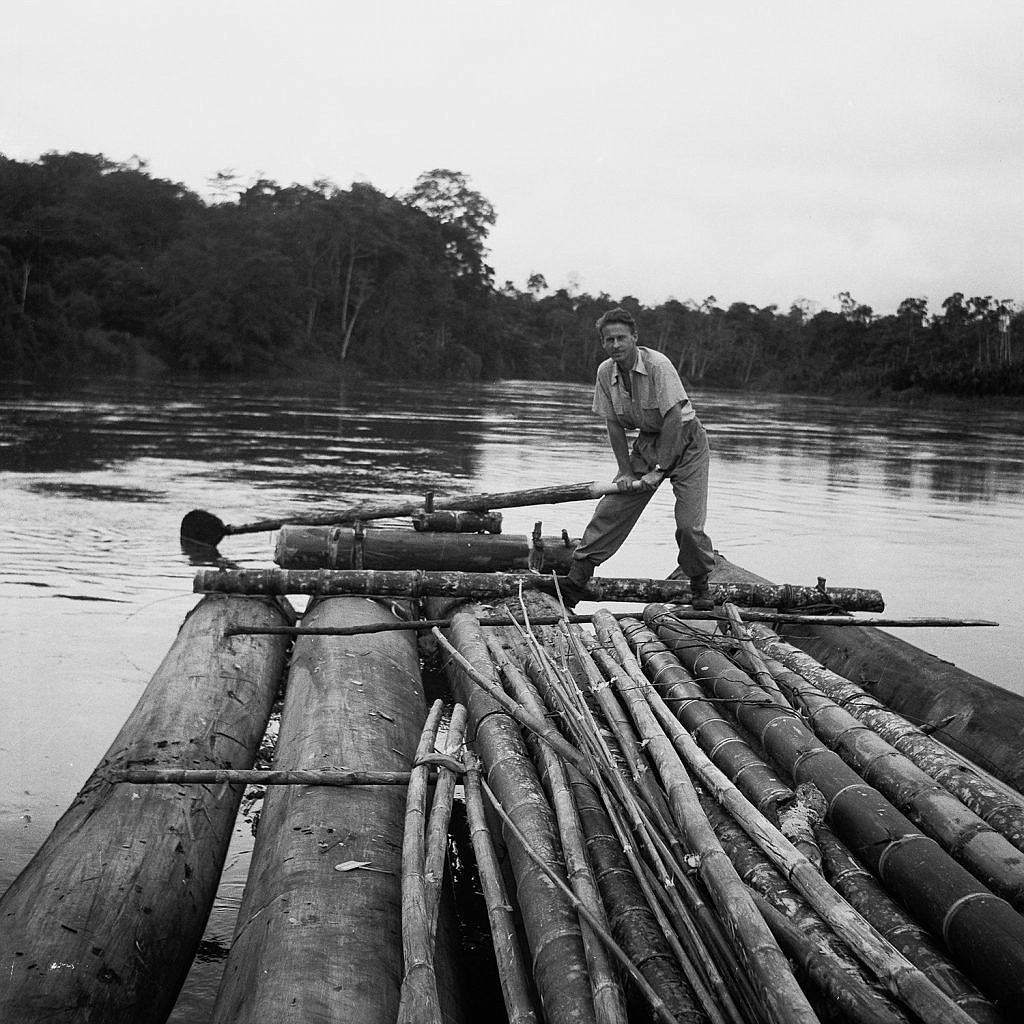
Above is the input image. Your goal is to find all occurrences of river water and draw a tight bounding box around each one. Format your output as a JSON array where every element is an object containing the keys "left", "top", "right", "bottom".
[{"left": 2, "top": 375, "right": 1023, "bottom": 1016}]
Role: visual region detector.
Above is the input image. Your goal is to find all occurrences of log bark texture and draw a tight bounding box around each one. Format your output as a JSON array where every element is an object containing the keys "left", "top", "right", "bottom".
[
  {"left": 209, "top": 597, "right": 457, "bottom": 1024},
  {"left": 195, "top": 567, "right": 884, "bottom": 610},
  {"left": 274, "top": 524, "right": 575, "bottom": 573},
  {"left": 0, "top": 594, "right": 291, "bottom": 1024}
]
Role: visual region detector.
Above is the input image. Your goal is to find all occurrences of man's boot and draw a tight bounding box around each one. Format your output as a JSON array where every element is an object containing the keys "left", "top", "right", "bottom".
[
  {"left": 690, "top": 572, "right": 714, "bottom": 611},
  {"left": 557, "top": 558, "right": 595, "bottom": 608}
]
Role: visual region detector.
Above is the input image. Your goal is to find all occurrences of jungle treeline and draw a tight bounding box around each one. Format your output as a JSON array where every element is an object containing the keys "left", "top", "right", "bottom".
[{"left": 2, "top": 151, "right": 1022, "bottom": 395}]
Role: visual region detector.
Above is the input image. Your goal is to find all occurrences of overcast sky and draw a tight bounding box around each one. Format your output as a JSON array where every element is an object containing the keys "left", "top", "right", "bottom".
[{"left": 4, "top": 1, "right": 1022, "bottom": 315}]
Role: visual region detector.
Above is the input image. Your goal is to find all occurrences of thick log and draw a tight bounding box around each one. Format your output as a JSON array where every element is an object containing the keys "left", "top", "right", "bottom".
[
  {"left": 210, "top": 597, "right": 458, "bottom": 1024},
  {"left": 195, "top": 567, "right": 885, "bottom": 610},
  {"left": 0, "top": 594, "right": 291, "bottom": 1024},
  {"left": 274, "top": 524, "right": 575, "bottom": 573},
  {"left": 645, "top": 607, "right": 1024, "bottom": 1015}
]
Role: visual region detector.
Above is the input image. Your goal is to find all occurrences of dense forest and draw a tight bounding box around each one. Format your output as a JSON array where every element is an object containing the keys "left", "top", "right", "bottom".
[{"left": 2, "top": 151, "right": 1022, "bottom": 395}]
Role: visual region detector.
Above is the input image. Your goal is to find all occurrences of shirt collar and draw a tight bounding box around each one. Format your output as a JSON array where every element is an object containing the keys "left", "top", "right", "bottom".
[{"left": 611, "top": 346, "right": 648, "bottom": 385}]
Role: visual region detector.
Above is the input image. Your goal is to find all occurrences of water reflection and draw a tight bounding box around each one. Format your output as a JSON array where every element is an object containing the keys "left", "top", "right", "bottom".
[{"left": 3, "top": 375, "right": 1023, "bottom": 1021}]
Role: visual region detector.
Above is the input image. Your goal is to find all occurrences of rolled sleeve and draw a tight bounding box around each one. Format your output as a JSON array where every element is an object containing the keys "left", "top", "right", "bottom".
[{"left": 649, "top": 358, "right": 687, "bottom": 415}]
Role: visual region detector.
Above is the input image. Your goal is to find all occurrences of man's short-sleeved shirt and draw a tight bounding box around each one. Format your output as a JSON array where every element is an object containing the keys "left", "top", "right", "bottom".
[{"left": 592, "top": 346, "right": 694, "bottom": 432}]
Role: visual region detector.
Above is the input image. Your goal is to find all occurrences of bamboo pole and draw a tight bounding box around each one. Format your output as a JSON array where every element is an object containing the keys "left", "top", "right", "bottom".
[
  {"left": 0, "top": 594, "right": 291, "bottom": 1024},
  {"left": 397, "top": 700, "right": 446, "bottom": 1024},
  {"left": 702, "top": 793, "right": 911, "bottom": 1024},
  {"left": 817, "top": 826, "right": 1004, "bottom": 1024},
  {"left": 210, "top": 597, "right": 437, "bottom": 1024},
  {"left": 628, "top": 626, "right": 984, "bottom": 1024},
  {"left": 196, "top": 567, "right": 885, "bottom": 611},
  {"left": 750, "top": 647, "right": 1024, "bottom": 910},
  {"left": 225, "top": 611, "right": 999, "bottom": 638},
  {"left": 720, "top": 603, "right": 792, "bottom": 709},
  {"left": 565, "top": 765, "right": 713, "bottom": 1024},
  {"left": 463, "top": 751, "right": 540, "bottom": 1024},
  {"left": 436, "top": 612, "right": 598, "bottom": 1024},
  {"left": 617, "top": 617, "right": 792, "bottom": 822},
  {"left": 749, "top": 624, "right": 1024, "bottom": 854},
  {"left": 485, "top": 634, "right": 628, "bottom": 1024},
  {"left": 580, "top": 620, "right": 822, "bottom": 1024},
  {"left": 754, "top": 896, "right": 907, "bottom": 1024},
  {"left": 645, "top": 606, "right": 1024, "bottom": 1018},
  {"left": 510, "top": 626, "right": 746, "bottom": 1024},
  {"left": 480, "top": 779, "right": 681, "bottom": 1024},
  {"left": 423, "top": 704, "right": 468, "bottom": 934}
]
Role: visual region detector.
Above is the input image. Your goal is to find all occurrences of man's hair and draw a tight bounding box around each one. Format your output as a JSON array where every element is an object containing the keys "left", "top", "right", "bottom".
[{"left": 595, "top": 307, "right": 637, "bottom": 336}]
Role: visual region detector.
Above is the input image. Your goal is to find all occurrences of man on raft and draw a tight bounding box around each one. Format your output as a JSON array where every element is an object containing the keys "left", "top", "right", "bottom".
[{"left": 559, "top": 307, "right": 717, "bottom": 610}]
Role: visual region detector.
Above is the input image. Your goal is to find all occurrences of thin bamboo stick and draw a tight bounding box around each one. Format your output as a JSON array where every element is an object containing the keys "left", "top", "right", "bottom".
[
  {"left": 463, "top": 751, "right": 540, "bottom": 1024},
  {"left": 424, "top": 703, "right": 468, "bottom": 934},
  {"left": 113, "top": 767, "right": 454, "bottom": 786},
  {"left": 397, "top": 700, "right": 446, "bottom": 1024},
  {"left": 720, "top": 603, "right": 792, "bottom": 709},
  {"left": 225, "top": 611, "right": 1000, "bottom": 637}
]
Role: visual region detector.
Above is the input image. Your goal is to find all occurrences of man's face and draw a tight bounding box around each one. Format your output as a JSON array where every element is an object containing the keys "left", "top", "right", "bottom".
[{"left": 601, "top": 322, "right": 639, "bottom": 370}]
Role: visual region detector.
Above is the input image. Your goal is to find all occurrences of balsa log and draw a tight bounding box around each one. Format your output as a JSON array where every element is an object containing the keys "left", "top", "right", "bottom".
[
  {"left": 210, "top": 597, "right": 459, "bottom": 1024},
  {"left": 195, "top": 567, "right": 885, "bottom": 610},
  {"left": 0, "top": 594, "right": 291, "bottom": 1024},
  {"left": 274, "top": 524, "right": 575, "bottom": 573}
]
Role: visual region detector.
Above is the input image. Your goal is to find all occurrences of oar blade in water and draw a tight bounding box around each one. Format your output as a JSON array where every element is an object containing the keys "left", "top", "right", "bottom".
[{"left": 180, "top": 509, "right": 226, "bottom": 547}]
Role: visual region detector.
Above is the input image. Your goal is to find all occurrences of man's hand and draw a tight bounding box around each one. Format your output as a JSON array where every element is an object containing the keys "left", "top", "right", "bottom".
[
  {"left": 638, "top": 468, "right": 666, "bottom": 491},
  {"left": 615, "top": 471, "right": 641, "bottom": 492}
]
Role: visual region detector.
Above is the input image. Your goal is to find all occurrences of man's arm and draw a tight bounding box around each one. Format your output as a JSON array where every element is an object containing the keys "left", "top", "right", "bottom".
[
  {"left": 654, "top": 401, "right": 686, "bottom": 474},
  {"left": 605, "top": 419, "right": 636, "bottom": 485}
]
